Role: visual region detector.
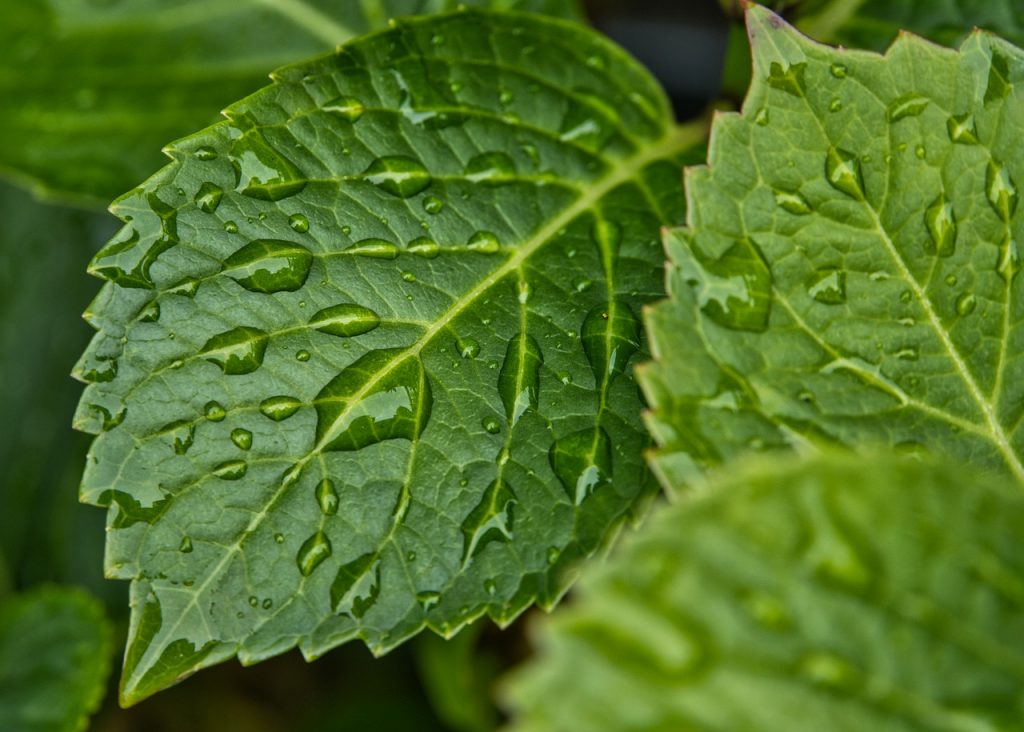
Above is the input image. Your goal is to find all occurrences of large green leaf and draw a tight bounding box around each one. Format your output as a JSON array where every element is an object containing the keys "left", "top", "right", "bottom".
[
  {"left": 505, "top": 451, "right": 1024, "bottom": 731},
  {"left": 0, "top": 181, "right": 114, "bottom": 592},
  {"left": 642, "top": 7, "right": 1024, "bottom": 488},
  {"left": 0, "top": 587, "right": 112, "bottom": 732},
  {"left": 795, "top": 0, "right": 1024, "bottom": 51},
  {"left": 75, "top": 9, "right": 704, "bottom": 704},
  {"left": 0, "top": 0, "right": 582, "bottom": 206}
]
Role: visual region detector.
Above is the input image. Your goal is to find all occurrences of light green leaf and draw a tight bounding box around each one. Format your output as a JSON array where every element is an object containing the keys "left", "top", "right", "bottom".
[
  {"left": 505, "top": 451, "right": 1024, "bottom": 732},
  {"left": 0, "top": 587, "right": 112, "bottom": 732},
  {"left": 75, "top": 9, "right": 705, "bottom": 704},
  {"left": 0, "top": 0, "right": 583, "bottom": 206},
  {"left": 641, "top": 7, "right": 1024, "bottom": 489},
  {"left": 794, "top": 0, "right": 1024, "bottom": 50}
]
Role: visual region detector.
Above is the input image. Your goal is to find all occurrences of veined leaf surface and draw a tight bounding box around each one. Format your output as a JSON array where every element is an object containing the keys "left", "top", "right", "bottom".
[
  {"left": 0, "top": 588, "right": 112, "bottom": 732},
  {"left": 0, "top": 0, "right": 582, "bottom": 205},
  {"left": 75, "top": 9, "right": 704, "bottom": 704},
  {"left": 505, "top": 452, "right": 1024, "bottom": 731},
  {"left": 642, "top": 7, "right": 1024, "bottom": 488}
]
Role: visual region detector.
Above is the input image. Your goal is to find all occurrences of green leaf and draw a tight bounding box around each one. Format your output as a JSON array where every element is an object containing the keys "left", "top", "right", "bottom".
[
  {"left": 642, "top": 7, "right": 1024, "bottom": 489},
  {"left": 794, "top": 0, "right": 1024, "bottom": 50},
  {"left": 75, "top": 9, "right": 705, "bottom": 704},
  {"left": 505, "top": 451, "right": 1024, "bottom": 731},
  {"left": 0, "top": 587, "right": 112, "bottom": 732},
  {"left": 414, "top": 621, "right": 500, "bottom": 732},
  {"left": 0, "top": 0, "right": 583, "bottom": 206}
]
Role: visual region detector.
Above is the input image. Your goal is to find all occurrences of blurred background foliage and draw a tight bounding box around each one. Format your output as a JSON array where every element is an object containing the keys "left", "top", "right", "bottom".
[{"left": 2, "top": 0, "right": 1018, "bottom": 730}]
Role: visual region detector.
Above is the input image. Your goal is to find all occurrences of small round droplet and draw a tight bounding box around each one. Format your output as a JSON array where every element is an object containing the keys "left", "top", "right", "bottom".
[
  {"left": 482, "top": 416, "right": 501, "bottom": 434},
  {"left": 956, "top": 292, "right": 977, "bottom": 316},
  {"left": 288, "top": 213, "right": 309, "bottom": 233},
  {"left": 830, "top": 63, "right": 848, "bottom": 79},
  {"left": 179, "top": 536, "right": 193, "bottom": 553},
  {"left": 401, "top": 271, "right": 417, "bottom": 283},
  {"left": 204, "top": 401, "right": 227, "bottom": 422},
  {"left": 457, "top": 338, "right": 480, "bottom": 359},
  {"left": 423, "top": 196, "right": 444, "bottom": 214},
  {"left": 224, "top": 221, "right": 239, "bottom": 234},
  {"left": 755, "top": 108, "right": 769, "bottom": 126},
  {"left": 296, "top": 349, "right": 311, "bottom": 362},
  {"left": 231, "top": 428, "right": 253, "bottom": 450},
  {"left": 274, "top": 533, "right": 285, "bottom": 544},
  {"left": 828, "top": 98, "right": 842, "bottom": 113}
]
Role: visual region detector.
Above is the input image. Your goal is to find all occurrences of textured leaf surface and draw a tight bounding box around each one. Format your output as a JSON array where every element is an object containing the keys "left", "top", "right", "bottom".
[
  {"left": 505, "top": 452, "right": 1024, "bottom": 732},
  {"left": 75, "top": 9, "right": 703, "bottom": 703},
  {"left": 0, "top": 588, "right": 112, "bottom": 732},
  {"left": 795, "top": 0, "right": 1024, "bottom": 51},
  {"left": 0, "top": 0, "right": 582, "bottom": 205},
  {"left": 642, "top": 7, "right": 1024, "bottom": 488}
]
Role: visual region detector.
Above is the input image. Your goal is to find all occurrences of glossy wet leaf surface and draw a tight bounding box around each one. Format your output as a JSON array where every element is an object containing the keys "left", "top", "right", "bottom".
[
  {"left": 0, "top": 587, "right": 112, "bottom": 732},
  {"left": 75, "top": 9, "right": 704, "bottom": 703},
  {"left": 505, "top": 451, "right": 1024, "bottom": 732},
  {"left": 642, "top": 7, "right": 1024, "bottom": 489},
  {"left": 795, "top": 0, "right": 1024, "bottom": 51},
  {"left": 0, "top": 0, "right": 582, "bottom": 205}
]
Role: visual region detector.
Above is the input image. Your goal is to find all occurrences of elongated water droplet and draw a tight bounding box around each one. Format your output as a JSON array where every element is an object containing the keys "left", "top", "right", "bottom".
[
  {"left": 349, "top": 239, "right": 399, "bottom": 259},
  {"left": 947, "top": 113, "right": 978, "bottom": 144},
  {"left": 755, "top": 108, "right": 769, "bottom": 126},
  {"left": 987, "top": 160, "right": 1018, "bottom": 222},
  {"left": 956, "top": 292, "right": 977, "bottom": 316},
  {"left": 886, "top": 93, "right": 929, "bottom": 122},
  {"left": 417, "top": 590, "right": 441, "bottom": 610},
  {"left": 409, "top": 237, "right": 440, "bottom": 258},
  {"left": 201, "top": 326, "right": 269, "bottom": 375},
  {"left": 213, "top": 459, "right": 247, "bottom": 480},
  {"left": 550, "top": 427, "right": 612, "bottom": 506},
  {"left": 775, "top": 190, "right": 812, "bottom": 215},
  {"left": 314, "top": 349, "right": 431, "bottom": 451},
  {"left": 679, "top": 238, "right": 772, "bottom": 332},
  {"left": 581, "top": 300, "right": 641, "bottom": 388},
  {"left": 998, "top": 236, "right": 1020, "bottom": 284},
  {"left": 825, "top": 148, "right": 864, "bottom": 198},
  {"left": 767, "top": 61, "right": 806, "bottom": 96},
  {"left": 497, "top": 333, "right": 543, "bottom": 426},
  {"left": 465, "top": 152, "right": 516, "bottom": 183},
  {"left": 924, "top": 195, "right": 957, "bottom": 256},
  {"left": 194, "top": 182, "right": 223, "bottom": 213},
  {"left": 324, "top": 96, "right": 365, "bottom": 122},
  {"left": 179, "top": 536, "right": 193, "bottom": 553},
  {"left": 316, "top": 478, "right": 339, "bottom": 516},
  {"left": 468, "top": 231, "right": 500, "bottom": 254},
  {"left": 296, "top": 531, "right": 332, "bottom": 577},
  {"left": 79, "top": 357, "right": 117, "bottom": 383},
  {"left": 204, "top": 401, "right": 226, "bottom": 422},
  {"left": 194, "top": 146, "right": 217, "bottom": 161},
  {"left": 828, "top": 98, "right": 842, "bottom": 113},
  {"left": 139, "top": 301, "right": 160, "bottom": 322},
  {"left": 259, "top": 395, "right": 302, "bottom": 421},
  {"left": 90, "top": 195, "right": 177, "bottom": 289},
  {"left": 230, "top": 131, "right": 306, "bottom": 201},
  {"left": 461, "top": 480, "right": 517, "bottom": 561},
  {"left": 364, "top": 156, "right": 431, "bottom": 198},
  {"left": 808, "top": 267, "right": 847, "bottom": 304},
  {"left": 231, "top": 428, "right": 252, "bottom": 450},
  {"left": 223, "top": 240, "right": 313, "bottom": 293},
  {"left": 309, "top": 303, "right": 381, "bottom": 337},
  {"left": 331, "top": 553, "right": 380, "bottom": 617},
  {"left": 830, "top": 63, "right": 848, "bottom": 78},
  {"left": 160, "top": 419, "right": 195, "bottom": 455}
]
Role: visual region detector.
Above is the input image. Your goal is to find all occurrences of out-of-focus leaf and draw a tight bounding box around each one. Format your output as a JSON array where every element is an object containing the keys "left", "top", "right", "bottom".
[
  {"left": 415, "top": 621, "right": 500, "bottom": 732},
  {"left": 0, "top": 0, "right": 583, "bottom": 206},
  {"left": 0, "top": 182, "right": 114, "bottom": 591},
  {"left": 0, "top": 587, "right": 112, "bottom": 732},
  {"left": 505, "top": 451, "right": 1024, "bottom": 731},
  {"left": 644, "top": 7, "right": 1024, "bottom": 488},
  {"left": 74, "top": 9, "right": 704, "bottom": 704}
]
